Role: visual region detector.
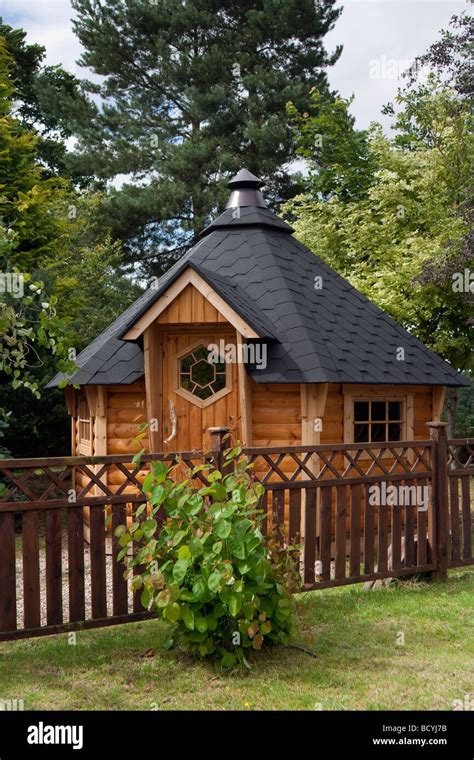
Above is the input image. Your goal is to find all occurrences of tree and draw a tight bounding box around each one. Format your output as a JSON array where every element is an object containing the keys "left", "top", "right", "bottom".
[
  {"left": 285, "top": 20, "right": 473, "bottom": 434},
  {"left": 0, "top": 38, "right": 74, "bottom": 392},
  {"left": 402, "top": 11, "right": 473, "bottom": 99},
  {"left": 0, "top": 22, "right": 90, "bottom": 181},
  {"left": 0, "top": 38, "right": 141, "bottom": 455},
  {"left": 54, "top": 0, "right": 342, "bottom": 276},
  {"left": 286, "top": 88, "right": 376, "bottom": 202},
  {"left": 44, "top": 192, "right": 142, "bottom": 351}
]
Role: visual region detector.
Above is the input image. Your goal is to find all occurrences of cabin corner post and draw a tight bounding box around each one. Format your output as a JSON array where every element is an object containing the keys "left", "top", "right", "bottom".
[
  {"left": 300, "top": 383, "right": 329, "bottom": 539},
  {"left": 427, "top": 421, "right": 449, "bottom": 581},
  {"left": 432, "top": 386, "right": 446, "bottom": 421},
  {"left": 235, "top": 330, "right": 252, "bottom": 446},
  {"left": 144, "top": 323, "right": 162, "bottom": 453}
]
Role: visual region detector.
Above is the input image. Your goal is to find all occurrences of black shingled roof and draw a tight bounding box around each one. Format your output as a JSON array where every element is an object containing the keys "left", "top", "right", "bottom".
[{"left": 47, "top": 172, "right": 468, "bottom": 389}]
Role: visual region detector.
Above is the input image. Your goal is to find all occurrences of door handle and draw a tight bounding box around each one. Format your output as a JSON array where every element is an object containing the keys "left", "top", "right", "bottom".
[{"left": 163, "top": 399, "right": 177, "bottom": 445}]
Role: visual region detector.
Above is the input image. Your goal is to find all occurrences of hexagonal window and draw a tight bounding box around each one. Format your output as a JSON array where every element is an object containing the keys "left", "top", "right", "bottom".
[{"left": 177, "top": 344, "right": 229, "bottom": 406}]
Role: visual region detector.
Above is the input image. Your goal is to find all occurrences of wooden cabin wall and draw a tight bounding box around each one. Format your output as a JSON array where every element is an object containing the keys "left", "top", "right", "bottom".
[
  {"left": 106, "top": 379, "right": 148, "bottom": 455},
  {"left": 155, "top": 282, "right": 228, "bottom": 325},
  {"left": 251, "top": 381, "right": 301, "bottom": 447},
  {"left": 320, "top": 384, "right": 435, "bottom": 445}
]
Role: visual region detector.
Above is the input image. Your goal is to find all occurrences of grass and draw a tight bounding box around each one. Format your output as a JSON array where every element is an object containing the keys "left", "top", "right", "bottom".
[{"left": 0, "top": 569, "right": 472, "bottom": 711}]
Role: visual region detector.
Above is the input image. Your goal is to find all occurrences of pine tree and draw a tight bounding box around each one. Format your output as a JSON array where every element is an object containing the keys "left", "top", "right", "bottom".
[{"left": 65, "top": 0, "right": 342, "bottom": 276}]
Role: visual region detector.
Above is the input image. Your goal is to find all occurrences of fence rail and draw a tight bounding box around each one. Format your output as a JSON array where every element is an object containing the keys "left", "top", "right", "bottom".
[{"left": 0, "top": 423, "right": 472, "bottom": 641}]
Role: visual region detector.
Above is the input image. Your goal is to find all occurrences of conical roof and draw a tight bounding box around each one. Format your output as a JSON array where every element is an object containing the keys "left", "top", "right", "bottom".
[{"left": 47, "top": 171, "right": 469, "bottom": 388}]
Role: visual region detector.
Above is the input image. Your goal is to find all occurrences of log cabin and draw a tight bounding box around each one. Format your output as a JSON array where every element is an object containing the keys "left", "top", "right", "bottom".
[{"left": 47, "top": 169, "right": 468, "bottom": 515}]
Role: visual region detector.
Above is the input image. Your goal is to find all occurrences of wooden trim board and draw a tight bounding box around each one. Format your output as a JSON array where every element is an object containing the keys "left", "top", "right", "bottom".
[{"left": 123, "top": 269, "right": 260, "bottom": 340}]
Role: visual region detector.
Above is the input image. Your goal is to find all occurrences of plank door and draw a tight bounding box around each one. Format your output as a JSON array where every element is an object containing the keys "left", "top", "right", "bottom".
[{"left": 161, "top": 332, "right": 239, "bottom": 452}]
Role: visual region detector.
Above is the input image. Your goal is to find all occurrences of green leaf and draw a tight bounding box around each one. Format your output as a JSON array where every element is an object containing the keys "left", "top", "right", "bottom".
[
  {"left": 195, "top": 615, "right": 208, "bottom": 633},
  {"left": 228, "top": 536, "right": 246, "bottom": 560},
  {"left": 206, "top": 615, "right": 218, "bottom": 631},
  {"left": 172, "top": 559, "right": 188, "bottom": 585},
  {"left": 151, "top": 460, "right": 168, "bottom": 483},
  {"left": 215, "top": 519, "right": 232, "bottom": 539},
  {"left": 132, "top": 448, "right": 145, "bottom": 464},
  {"left": 172, "top": 530, "right": 187, "bottom": 547},
  {"left": 221, "top": 651, "right": 237, "bottom": 668},
  {"left": 164, "top": 602, "right": 181, "bottom": 623},
  {"left": 234, "top": 519, "right": 253, "bottom": 536},
  {"left": 192, "top": 578, "right": 207, "bottom": 600},
  {"left": 142, "top": 472, "right": 154, "bottom": 493},
  {"left": 228, "top": 593, "right": 242, "bottom": 617},
  {"left": 156, "top": 589, "right": 171, "bottom": 608},
  {"left": 189, "top": 538, "right": 204, "bottom": 557},
  {"left": 208, "top": 571, "right": 223, "bottom": 593},
  {"left": 149, "top": 484, "right": 165, "bottom": 506},
  {"left": 182, "top": 606, "right": 195, "bottom": 630},
  {"left": 177, "top": 544, "right": 191, "bottom": 561}
]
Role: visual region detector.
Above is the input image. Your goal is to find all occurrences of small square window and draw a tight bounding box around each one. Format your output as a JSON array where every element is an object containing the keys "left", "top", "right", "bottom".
[{"left": 352, "top": 399, "right": 404, "bottom": 443}]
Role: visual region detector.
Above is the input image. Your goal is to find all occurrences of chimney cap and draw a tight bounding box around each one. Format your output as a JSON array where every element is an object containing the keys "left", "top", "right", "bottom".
[
  {"left": 228, "top": 168, "right": 265, "bottom": 188},
  {"left": 226, "top": 168, "right": 266, "bottom": 208}
]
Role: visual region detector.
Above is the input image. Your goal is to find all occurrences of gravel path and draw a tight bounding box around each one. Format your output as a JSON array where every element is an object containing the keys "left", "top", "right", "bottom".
[{"left": 15, "top": 528, "right": 134, "bottom": 630}]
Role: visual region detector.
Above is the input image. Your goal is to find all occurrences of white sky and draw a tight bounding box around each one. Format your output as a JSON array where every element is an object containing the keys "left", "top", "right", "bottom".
[{"left": 0, "top": 0, "right": 469, "bottom": 132}]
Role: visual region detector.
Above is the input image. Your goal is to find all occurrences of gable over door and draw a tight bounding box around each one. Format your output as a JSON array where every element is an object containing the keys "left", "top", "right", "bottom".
[{"left": 139, "top": 276, "right": 259, "bottom": 453}]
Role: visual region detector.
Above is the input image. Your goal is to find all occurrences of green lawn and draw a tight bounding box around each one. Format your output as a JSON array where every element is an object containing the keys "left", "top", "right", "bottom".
[{"left": 1, "top": 570, "right": 472, "bottom": 711}]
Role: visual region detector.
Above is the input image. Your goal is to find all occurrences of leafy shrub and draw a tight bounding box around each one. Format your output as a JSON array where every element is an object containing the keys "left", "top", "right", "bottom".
[{"left": 115, "top": 446, "right": 301, "bottom": 667}]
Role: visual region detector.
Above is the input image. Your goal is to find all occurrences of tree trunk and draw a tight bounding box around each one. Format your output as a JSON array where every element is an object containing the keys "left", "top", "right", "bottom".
[{"left": 445, "top": 387, "right": 458, "bottom": 438}]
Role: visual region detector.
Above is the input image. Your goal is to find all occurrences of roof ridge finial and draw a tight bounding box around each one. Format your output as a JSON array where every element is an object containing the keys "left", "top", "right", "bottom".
[{"left": 226, "top": 168, "right": 267, "bottom": 209}]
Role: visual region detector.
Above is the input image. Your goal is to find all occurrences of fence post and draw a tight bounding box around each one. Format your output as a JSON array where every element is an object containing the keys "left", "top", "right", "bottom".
[
  {"left": 427, "top": 421, "right": 449, "bottom": 581},
  {"left": 208, "top": 426, "right": 231, "bottom": 473}
]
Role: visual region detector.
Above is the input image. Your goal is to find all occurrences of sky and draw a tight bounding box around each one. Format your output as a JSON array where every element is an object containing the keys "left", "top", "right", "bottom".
[{"left": 0, "top": 0, "right": 469, "bottom": 132}]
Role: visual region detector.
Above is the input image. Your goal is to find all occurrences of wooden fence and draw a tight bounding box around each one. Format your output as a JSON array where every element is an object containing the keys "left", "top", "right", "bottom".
[{"left": 0, "top": 422, "right": 472, "bottom": 641}]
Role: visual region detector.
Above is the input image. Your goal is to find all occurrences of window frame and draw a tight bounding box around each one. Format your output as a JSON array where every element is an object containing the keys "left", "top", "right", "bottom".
[
  {"left": 353, "top": 398, "right": 405, "bottom": 444},
  {"left": 174, "top": 339, "right": 232, "bottom": 409},
  {"left": 77, "top": 390, "right": 93, "bottom": 454},
  {"left": 343, "top": 387, "right": 414, "bottom": 453}
]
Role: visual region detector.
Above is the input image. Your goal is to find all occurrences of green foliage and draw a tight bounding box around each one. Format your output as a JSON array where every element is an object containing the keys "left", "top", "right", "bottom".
[
  {"left": 454, "top": 385, "right": 474, "bottom": 438},
  {"left": 63, "top": 0, "right": 342, "bottom": 275},
  {"left": 116, "top": 448, "right": 301, "bottom": 667},
  {"left": 285, "top": 76, "right": 472, "bottom": 375},
  {"left": 0, "top": 22, "right": 90, "bottom": 181},
  {"left": 43, "top": 190, "right": 142, "bottom": 352},
  {"left": 287, "top": 88, "right": 376, "bottom": 202}
]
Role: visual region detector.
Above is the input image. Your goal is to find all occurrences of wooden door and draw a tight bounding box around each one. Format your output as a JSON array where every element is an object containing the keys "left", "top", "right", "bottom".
[{"left": 161, "top": 331, "right": 239, "bottom": 453}]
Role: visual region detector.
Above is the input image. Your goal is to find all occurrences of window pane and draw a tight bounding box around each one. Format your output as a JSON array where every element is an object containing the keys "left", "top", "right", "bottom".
[
  {"left": 388, "top": 401, "right": 402, "bottom": 420},
  {"left": 371, "top": 401, "right": 386, "bottom": 421},
  {"left": 212, "top": 374, "right": 226, "bottom": 393},
  {"left": 354, "top": 423, "right": 369, "bottom": 442},
  {"left": 354, "top": 401, "right": 369, "bottom": 421},
  {"left": 191, "top": 359, "right": 215, "bottom": 387},
  {"left": 371, "top": 423, "right": 386, "bottom": 442},
  {"left": 194, "top": 346, "right": 209, "bottom": 361},
  {"left": 388, "top": 423, "right": 402, "bottom": 441},
  {"left": 194, "top": 385, "right": 213, "bottom": 400}
]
